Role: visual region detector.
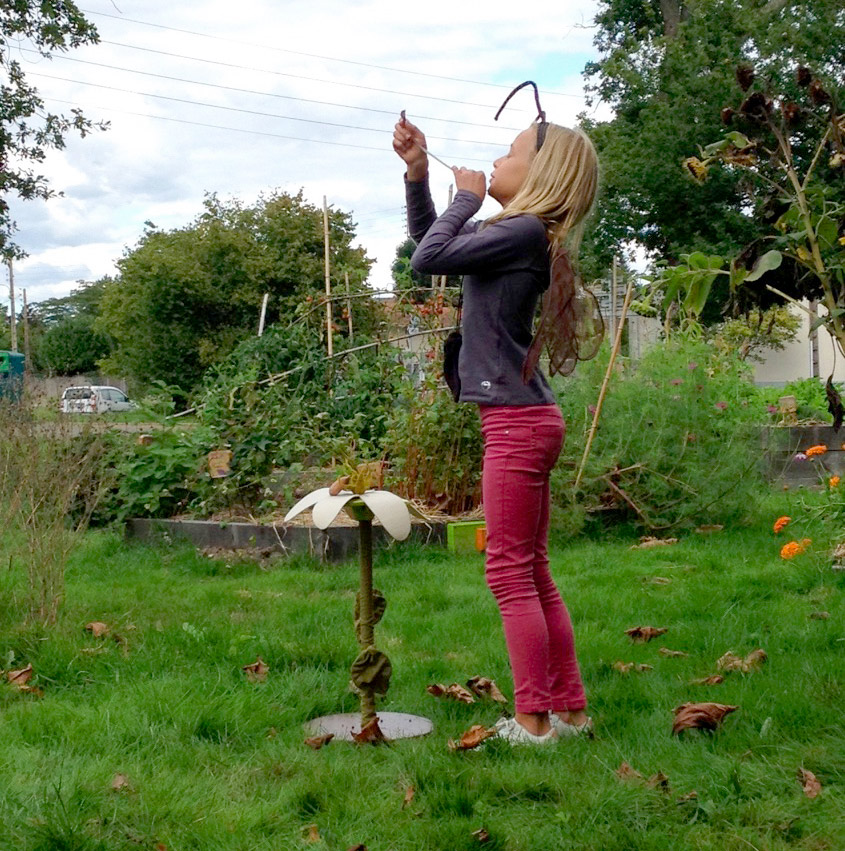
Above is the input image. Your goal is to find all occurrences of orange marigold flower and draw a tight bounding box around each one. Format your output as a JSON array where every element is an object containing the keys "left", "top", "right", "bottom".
[
  {"left": 773, "top": 516, "right": 791, "bottom": 533},
  {"left": 780, "top": 541, "right": 805, "bottom": 559},
  {"left": 829, "top": 476, "right": 841, "bottom": 488},
  {"left": 801, "top": 538, "right": 812, "bottom": 548},
  {"left": 805, "top": 444, "right": 828, "bottom": 457}
]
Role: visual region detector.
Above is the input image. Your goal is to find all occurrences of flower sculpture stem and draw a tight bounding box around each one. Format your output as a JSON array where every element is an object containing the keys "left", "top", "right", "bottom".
[{"left": 357, "top": 514, "right": 376, "bottom": 725}]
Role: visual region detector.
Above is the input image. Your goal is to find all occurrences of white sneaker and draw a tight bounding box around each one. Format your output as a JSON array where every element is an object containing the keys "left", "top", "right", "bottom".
[
  {"left": 549, "top": 713, "right": 594, "bottom": 738},
  {"left": 493, "top": 716, "right": 557, "bottom": 746}
]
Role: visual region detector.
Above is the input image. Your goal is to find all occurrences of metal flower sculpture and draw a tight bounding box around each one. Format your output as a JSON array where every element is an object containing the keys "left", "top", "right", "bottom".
[{"left": 285, "top": 462, "right": 428, "bottom": 741}]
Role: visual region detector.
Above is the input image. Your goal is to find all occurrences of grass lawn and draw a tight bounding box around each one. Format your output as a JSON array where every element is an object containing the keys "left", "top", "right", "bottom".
[{"left": 1, "top": 494, "right": 843, "bottom": 851}]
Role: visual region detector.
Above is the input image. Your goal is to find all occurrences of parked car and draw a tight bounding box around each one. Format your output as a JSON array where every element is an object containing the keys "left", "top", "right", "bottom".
[{"left": 60, "top": 385, "right": 136, "bottom": 414}]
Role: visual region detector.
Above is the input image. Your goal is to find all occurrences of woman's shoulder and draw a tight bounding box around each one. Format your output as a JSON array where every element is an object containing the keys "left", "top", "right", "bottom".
[{"left": 487, "top": 212, "right": 548, "bottom": 243}]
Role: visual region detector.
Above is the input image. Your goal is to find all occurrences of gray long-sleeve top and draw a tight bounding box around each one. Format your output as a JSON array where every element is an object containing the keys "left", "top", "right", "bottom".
[{"left": 406, "top": 177, "right": 555, "bottom": 406}]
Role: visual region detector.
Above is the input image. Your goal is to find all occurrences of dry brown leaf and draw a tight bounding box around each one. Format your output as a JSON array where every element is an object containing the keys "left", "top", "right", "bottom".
[
  {"left": 612, "top": 661, "right": 653, "bottom": 674},
  {"left": 426, "top": 683, "right": 475, "bottom": 704},
  {"left": 676, "top": 790, "right": 698, "bottom": 804},
  {"left": 658, "top": 647, "right": 689, "bottom": 658},
  {"left": 672, "top": 702, "right": 738, "bottom": 735},
  {"left": 85, "top": 621, "right": 110, "bottom": 638},
  {"left": 615, "top": 761, "right": 644, "bottom": 782},
  {"left": 716, "top": 649, "right": 767, "bottom": 673},
  {"left": 352, "top": 718, "right": 388, "bottom": 745},
  {"left": 304, "top": 824, "right": 320, "bottom": 843},
  {"left": 329, "top": 475, "right": 351, "bottom": 496},
  {"left": 466, "top": 676, "right": 508, "bottom": 704},
  {"left": 645, "top": 576, "right": 673, "bottom": 585},
  {"left": 401, "top": 785, "right": 415, "bottom": 809},
  {"left": 304, "top": 733, "right": 334, "bottom": 750},
  {"left": 17, "top": 684, "right": 44, "bottom": 698},
  {"left": 346, "top": 846, "right": 368, "bottom": 851},
  {"left": 809, "top": 611, "right": 830, "bottom": 620},
  {"left": 798, "top": 768, "right": 821, "bottom": 799},
  {"left": 646, "top": 772, "right": 670, "bottom": 791},
  {"left": 110, "top": 773, "right": 131, "bottom": 792},
  {"left": 242, "top": 657, "right": 269, "bottom": 682},
  {"left": 7, "top": 664, "right": 33, "bottom": 687},
  {"left": 448, "top": 724, "right": 496, "bottom": 751},
  {"left": 471, "top": 828, "right": 491, "bottom": 843},
  {"left": 690, "top": 675, "right": 724, "bottom": 686},
  {"left": 631, "top": 536, "right": 678, "bottom": 549},
  {"left": 154, "top": 844, "right": 167, "bottom": 851},
  {"left": 625, "top": 626, "right": 668, "bottom": 643},
  {"left": 695, "top": 524, "right": 724, "bottom": 534}
]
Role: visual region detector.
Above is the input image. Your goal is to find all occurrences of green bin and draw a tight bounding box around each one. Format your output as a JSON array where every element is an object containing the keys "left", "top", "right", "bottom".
[{"left": 0, "top": 351, "right": 25, "bottom": 402}]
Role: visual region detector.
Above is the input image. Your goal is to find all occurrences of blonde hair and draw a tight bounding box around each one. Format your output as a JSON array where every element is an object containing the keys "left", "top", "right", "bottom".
[{"left": 487, "top": 124, "right": 598, "bottom": 253}]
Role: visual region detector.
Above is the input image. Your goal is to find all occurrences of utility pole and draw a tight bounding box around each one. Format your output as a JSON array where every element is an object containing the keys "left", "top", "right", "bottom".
[
  {"left": 22, "top": 289, "right": 31, "bottom": 371},
  {"left": 7, "top": 258, "right": 17, "bottom": 352},
  {"left": 322, "top": 196, "right": 334, "bottom": 358}
]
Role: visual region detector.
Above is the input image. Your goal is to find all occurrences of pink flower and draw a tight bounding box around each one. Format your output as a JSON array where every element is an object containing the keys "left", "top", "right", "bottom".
[
  {"left": 588, "top": 405, "right": 597, "bottom": 415},
  {"left": 766, "top": 405, "right": 778, "bottom": 414},
  {"left": 794, "top": 452, "right": 807, "bottom": 462},
  {"left": 715, "top": 401, "right": 728, "bottom": 410},
  {"left": 670, "top": 378, "right": 683, "bottom": 386},
  {"left": 687, "top": 362, "right": 698, "bottom": 370}
]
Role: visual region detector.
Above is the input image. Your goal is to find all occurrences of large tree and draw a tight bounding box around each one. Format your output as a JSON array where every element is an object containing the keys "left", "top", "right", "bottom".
[
  {"left": 0, "top": 1, "right": 105, "bottom": 259},
  {"left": 584, "top": 0, "right": 845, "bottom": 267},
  {"left": 97, "top": 191, "right": 373, "bottom": 391}
]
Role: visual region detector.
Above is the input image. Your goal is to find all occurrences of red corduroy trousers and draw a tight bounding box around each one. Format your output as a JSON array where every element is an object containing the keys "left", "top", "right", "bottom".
[{"left": 479, "top": 404, "right": 586, "bottom": 714}]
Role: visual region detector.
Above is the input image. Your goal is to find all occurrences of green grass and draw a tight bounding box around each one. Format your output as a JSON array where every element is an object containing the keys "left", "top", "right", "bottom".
[{"left": 1, "top": 494, "right": 843, "bottom": 851}]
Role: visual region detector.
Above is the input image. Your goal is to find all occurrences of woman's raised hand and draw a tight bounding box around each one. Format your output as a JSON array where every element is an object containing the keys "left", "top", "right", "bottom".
[
  {"left": 452, "top": 166, "right": 486, "bottom": 201},
  {"left": 393, "top": 114, "right": 428, "bottom": 181}
]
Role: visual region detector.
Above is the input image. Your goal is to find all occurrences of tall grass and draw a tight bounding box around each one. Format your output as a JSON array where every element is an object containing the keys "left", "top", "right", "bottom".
[{"left": 0, "top": 493, "right": 843, "bottom": 850}]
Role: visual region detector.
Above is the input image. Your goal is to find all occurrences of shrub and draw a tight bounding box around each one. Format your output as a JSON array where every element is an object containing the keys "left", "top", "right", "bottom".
[{"left": 553, "top": 338, "right": 769, "bottom": 533}]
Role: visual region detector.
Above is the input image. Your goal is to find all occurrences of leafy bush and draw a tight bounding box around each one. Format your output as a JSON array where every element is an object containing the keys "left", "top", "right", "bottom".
[
  {"left": 553, "top": 338, "right": 769, "bottom": 533},
  {"left": 757, "top": 377, "right": 841, "bottom": 423}
]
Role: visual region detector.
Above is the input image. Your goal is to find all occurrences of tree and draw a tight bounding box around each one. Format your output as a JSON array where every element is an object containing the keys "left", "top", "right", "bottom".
[
  {"left": 583, "top": 0, "right": 845, "bottom": 267},
  {"left": 97, "top": 191, "right": 373, "bottom": 391},
  {"left": 0, "top": 1, "right": 105, "bottom": 259}
]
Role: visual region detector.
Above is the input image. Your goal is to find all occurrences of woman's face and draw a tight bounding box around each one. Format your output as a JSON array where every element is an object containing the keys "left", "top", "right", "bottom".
[{"left": 488, "top": 127, "right": 536, "bottom": 206}]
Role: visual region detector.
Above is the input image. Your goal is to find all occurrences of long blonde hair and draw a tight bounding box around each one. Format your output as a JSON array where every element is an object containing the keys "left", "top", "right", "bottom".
[{"left": 487, "top": 124, "right": 599, "bottom": 252}]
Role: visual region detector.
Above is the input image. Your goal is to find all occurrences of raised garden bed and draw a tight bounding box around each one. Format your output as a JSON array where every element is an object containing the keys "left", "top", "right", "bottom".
[{"left": 762, "top": 424, "right": 844, "bottom": 487}]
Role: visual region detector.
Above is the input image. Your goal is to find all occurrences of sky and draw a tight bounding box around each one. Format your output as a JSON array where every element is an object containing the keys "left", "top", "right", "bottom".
[{"left": 3, "top": 0, "right": 607, "bottom": 310}]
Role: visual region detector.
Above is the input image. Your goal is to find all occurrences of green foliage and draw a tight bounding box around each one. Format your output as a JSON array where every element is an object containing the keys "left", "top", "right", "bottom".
[
  {"left": 555, "top": 338, "right": 769, "bottom": 532},
  {"left": 37, "top": 314, "right": 110, "bottom": 375},
  {"left": 0, "top": 2, "right": 104, "bottom": 259},
  {"left": 757, "top": 377, "right": 841, "bottom": 422},
  {"left": 96, "top": 192, "right": 372, "bottom": 392},
  {"left": 710, "top": 306, "right": 801, "bottom": 363},
  {"left": 382, "top": 373, "right": 482, "bottom": 515}
]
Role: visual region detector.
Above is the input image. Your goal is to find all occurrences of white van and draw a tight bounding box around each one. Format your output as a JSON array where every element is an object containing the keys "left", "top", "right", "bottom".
[{"left": 60, "top": 385, "right": 136, "bottom": 414}]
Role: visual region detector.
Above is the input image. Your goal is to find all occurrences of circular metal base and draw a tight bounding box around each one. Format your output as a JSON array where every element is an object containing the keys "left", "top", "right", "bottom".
[{"left": 304, "top": 711, "right": 433, "bottom": 741}]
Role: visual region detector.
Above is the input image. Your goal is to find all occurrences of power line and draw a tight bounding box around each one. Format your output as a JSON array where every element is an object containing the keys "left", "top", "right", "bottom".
[
  {"left": 44, "top": 96, "right": 493, "bottom": 162},
  {"left": 81, "top": 8, "right": 587, "bottom": 100},
  {"left": 17, "top": 47, "right": 524, "bottom": 132},
  {"left": 98, "top": 39, "right": 540, "bottom": 112},
  {"left": 30, "top": 71, "right": 504, "bottom": 147}
]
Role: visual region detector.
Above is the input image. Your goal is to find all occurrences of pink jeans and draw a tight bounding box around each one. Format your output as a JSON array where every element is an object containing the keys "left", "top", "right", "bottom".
[{"left": 480, "top": 404, "right": 586, "bottom": 714}]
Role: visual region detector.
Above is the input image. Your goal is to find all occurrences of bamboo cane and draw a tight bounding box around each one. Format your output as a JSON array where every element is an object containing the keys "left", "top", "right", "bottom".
[{"left": 574, "top": 271, "right": 636, "bottom": 491}]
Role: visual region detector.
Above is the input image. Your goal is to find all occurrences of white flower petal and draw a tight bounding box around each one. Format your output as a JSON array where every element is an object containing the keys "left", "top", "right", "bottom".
[
  {"left": 311, "top": 493, "right": 357, "bottom": 530},
  {"left": 284, "top": 487, "right": 332, "bottom": 523},
  {"left": 360, "top": 490, "right": 412, "bottom": 540}
]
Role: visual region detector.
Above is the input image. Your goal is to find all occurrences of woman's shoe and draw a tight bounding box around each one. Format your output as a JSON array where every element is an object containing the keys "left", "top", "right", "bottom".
[
  {"left": 493, "top": 716, "right": 557, "bottom": 745},
  {"left": 549, "top": 713, "right": 594, "bottom": 738}
]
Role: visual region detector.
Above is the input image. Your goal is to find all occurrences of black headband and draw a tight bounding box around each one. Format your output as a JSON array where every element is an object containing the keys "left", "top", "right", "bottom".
[{"left": 494, "top": 80, "right": 548, "bottom": 151}]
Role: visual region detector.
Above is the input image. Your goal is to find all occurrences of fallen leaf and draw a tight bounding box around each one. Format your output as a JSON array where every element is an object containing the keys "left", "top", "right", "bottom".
[
  {"left": 676, "top": 790, "right": 698, "bottom": 804},
  {"left": 471, "top": 828, "right": 491, "bottom": 843},
  {"left": 110, "top": 773, "right": 132, "bottom": 792},
  {"left": 612, "top": 661, "right": 653, "bottom": 674},
  {"left": 7, "top": 664, "right": 33, "bottom": 687},
  {"left": 401, "top": 785, "right": 415, "bottom": 809},
  {"left": 304, "top": 734, "right": 334, "bottom": 750},
  {"left": 631, "top": 536, "right": 678, "bottom": 549},
  {"left": 17, "top": 684, "right": 44, "bottom": 697},
  {"left": 154, "top": 844, "right": 167, "bottom": 851},
  {"left": 85, "top": 621, "right": 110, "bottom": 638},
  {"left": 658, "top": 647, "right": 689, "bottom": 658},
  {"left": 466, "top": 676, "right": 508, "bottom": 703},
  {"left": 352, "top": 718, "right": 388, "bottom": 745},
  {"left": 426, "top": 683, "right": 475, "bottom": 704},
  {"left": 644, "top": 576, "right": 673, "bottom": 585},
  {"left": 798, "top": 768, "right": 821, "bottom": 799},
  {"left": 304, "top": 824, "right": 320, "bottom": 843},
  {"left": 690, "top": 675, "right": 724, "bottom": 686},
  {"left": 448, "top": 724, "right": 496, "bottom": 751},
  {"left": 716, "top": 649, "right": 767, "bottom": 673},
  {"left": 346, "top": 846, "right": 368, "bottom": 851},
  {"left": 672, "top": 702, "right": 738, "bottom": 735},
  {"left": 694, "top": 524, "right": 724, "bottom": 534},
  {"left": 625, "top": 626, "right": 668, "bottom": 643},
  {"left": 809, "top": 611, "right": 830, "bottom": 620},
  {"left": 615, "top": 761, "right": 644, "bottom": 782},
  {"left": 646, "top": 771, "right": 671, "bottom": 791},
  {"left": 242, "top": 657, "right": 269, "bottom": 682}
]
